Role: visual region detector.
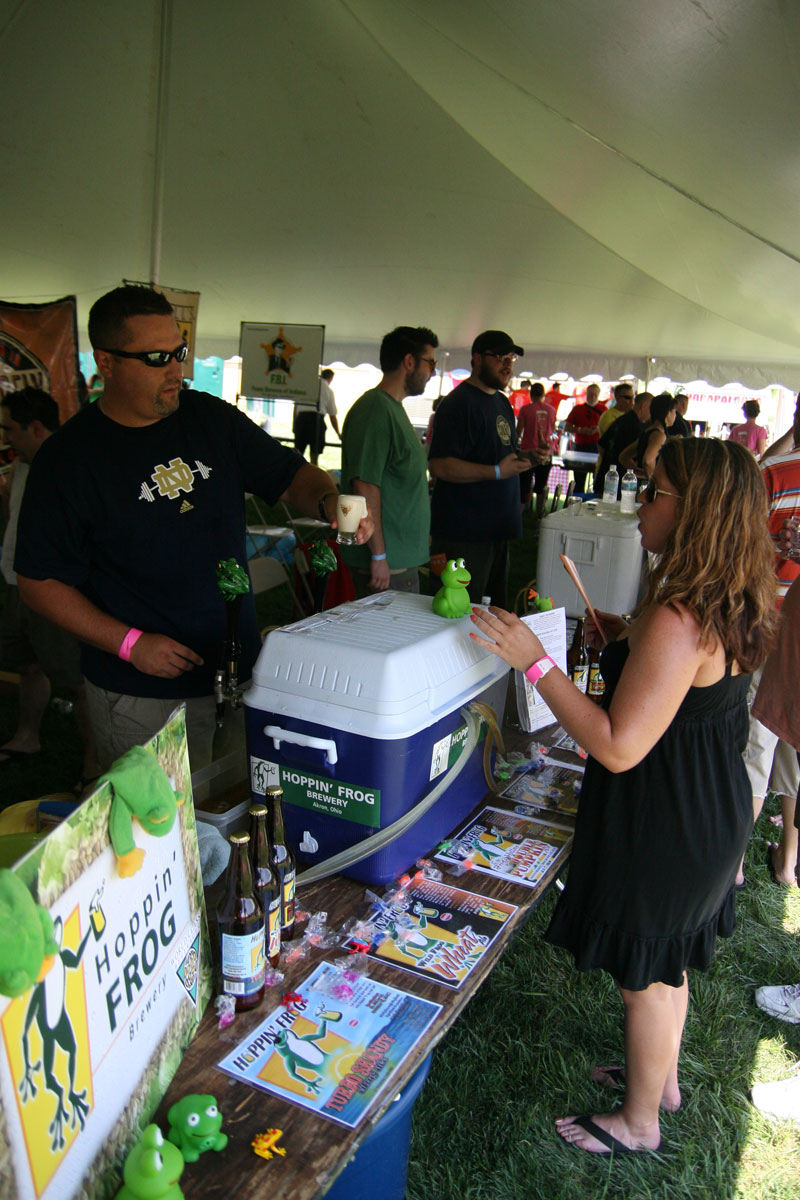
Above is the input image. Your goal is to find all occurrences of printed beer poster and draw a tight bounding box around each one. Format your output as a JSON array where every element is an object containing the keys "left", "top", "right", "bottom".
[
  {"left": 436, "top": 806, "right": 572, "bottom": 888},
  {"left": 343, "top": 878, "right": 517, "bottom": 988},
  {"left": 0, "top": 707, "right": 212, "bottom": 1200},
  {"left": 501, "top": 764, "right": 582, "bottom": 818},
  {"left": 217, "top": 961, "right": 441, "bottom": 1129}
]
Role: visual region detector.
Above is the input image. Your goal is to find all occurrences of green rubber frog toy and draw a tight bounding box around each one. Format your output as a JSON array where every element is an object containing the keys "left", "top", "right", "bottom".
[
  {"left": 432, "top": 558, "right": 472, "bottom": 619},
  {"left": 0, "top": 869, "right": 59, "bottom": 998},
  {"left": 116, "top": 1124, "right": 184, "bottom": 1200},
  {"left": 167, "top": 1095, "right": 228, "bottom": 1162}
]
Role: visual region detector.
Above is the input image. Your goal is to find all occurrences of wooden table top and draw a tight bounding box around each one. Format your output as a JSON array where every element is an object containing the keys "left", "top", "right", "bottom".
[{"left": 155, "top": 720, "right": 581, "bottom": 1199}]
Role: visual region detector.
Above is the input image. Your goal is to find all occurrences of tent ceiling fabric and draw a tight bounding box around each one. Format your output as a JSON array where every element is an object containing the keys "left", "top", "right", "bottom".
[{"left": 3, "top": 0, "right": 800, "bottom": 387}]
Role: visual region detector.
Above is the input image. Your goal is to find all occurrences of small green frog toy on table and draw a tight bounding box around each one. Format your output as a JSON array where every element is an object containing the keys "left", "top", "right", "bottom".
[
  {"left": 432, "top": 558, "right": 472, "bottom": 619},
  {"left": 167, "top": 1094, "right": 228, "bottom": 1162}
]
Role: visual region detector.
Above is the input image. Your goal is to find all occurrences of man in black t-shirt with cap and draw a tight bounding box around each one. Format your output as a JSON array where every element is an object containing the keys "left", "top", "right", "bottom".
[{"left": 428, "top": 330, "right": 528, "bottom": 607}]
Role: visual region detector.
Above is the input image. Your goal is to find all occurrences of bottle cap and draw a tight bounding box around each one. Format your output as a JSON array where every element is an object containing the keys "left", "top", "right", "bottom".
[
  {"left": 265, "top": 785, "right": 283, "bottom": 797},
  {"left": 249, "top": 804, "right": 268, "bottom": 816},
  {"left": 230, "top": 831, "right": 250, "bottom": 844}
]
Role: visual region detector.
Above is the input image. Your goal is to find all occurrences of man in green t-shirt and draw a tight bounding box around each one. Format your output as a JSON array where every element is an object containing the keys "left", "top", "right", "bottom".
[{"left": 340, "top": 326, "right": 438, "bottom": 596}]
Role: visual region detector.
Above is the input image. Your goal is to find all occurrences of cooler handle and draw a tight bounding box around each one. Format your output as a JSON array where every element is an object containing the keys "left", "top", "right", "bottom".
[
  {"left": 263, "top": 724, "right": 338, "bottom": 765},
  {"left": 562, "top": 533, "right": 598, "bottom": 564}
]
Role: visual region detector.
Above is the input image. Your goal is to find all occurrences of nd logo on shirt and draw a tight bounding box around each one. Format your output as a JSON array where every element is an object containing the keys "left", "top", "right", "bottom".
[
  {"left": 2, "top": 907, "right": 93, "bottom": 1197},
  {"left": 496, "top": 415, "right": 512, "bottom": 445},
  {"left": 138, "top": 457, "right": 213, "bottom": 504}
]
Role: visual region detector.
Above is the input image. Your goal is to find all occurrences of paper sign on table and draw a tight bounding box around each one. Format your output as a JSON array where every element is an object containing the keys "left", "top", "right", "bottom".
[
  {"left": 437, "top": 806, "right": 572, "bottom": 888},
  {"left": 217, "top": 962, "right": 441, "bottom": 1129},
  {"left": 344, "top": 878, "right": 518, "bottom": 988}
]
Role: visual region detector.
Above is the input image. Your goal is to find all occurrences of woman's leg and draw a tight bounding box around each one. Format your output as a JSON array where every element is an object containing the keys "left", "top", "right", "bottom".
[
  {"left": 557, "top": 979, "right": 684, "bottom": 1153},
  {"left": 661, "top": 973, "right": 688, "bottom": 1110}
]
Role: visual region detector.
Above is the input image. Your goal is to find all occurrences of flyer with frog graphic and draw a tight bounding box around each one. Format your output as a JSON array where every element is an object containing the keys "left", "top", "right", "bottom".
[
  {"left": 343, "top": 878, "right": 517, "bottom": 988},
  {"left": 217, "top": 962, "right": 441, "bottom": 1128},
  {"left": 436, "top": 806, "right": 572, "bottom": 887}
]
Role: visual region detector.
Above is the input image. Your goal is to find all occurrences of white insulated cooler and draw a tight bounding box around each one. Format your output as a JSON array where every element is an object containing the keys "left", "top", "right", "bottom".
[
  {"left": 243, "top": 592, "right": 509, "bottom": 884},
  {"left": 536, "top": 501, "right": 645, "bottom": 617}
]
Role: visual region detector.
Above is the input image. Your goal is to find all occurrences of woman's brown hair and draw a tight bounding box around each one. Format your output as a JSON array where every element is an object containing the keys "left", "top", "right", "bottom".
[{"left": 637, "top": 437, "right": 778, "bottom": 672}]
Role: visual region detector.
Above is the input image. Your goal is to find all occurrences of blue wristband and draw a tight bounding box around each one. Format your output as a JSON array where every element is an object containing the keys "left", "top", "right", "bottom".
[
  {"left": 371, "top": 553, "right": 387, "bottom": 561},
  {"left": 494, "top": 463, "right": 501, "bottom": 480}
]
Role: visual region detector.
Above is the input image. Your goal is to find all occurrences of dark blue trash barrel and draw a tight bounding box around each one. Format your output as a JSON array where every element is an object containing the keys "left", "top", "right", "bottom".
[{"left": 325, "top": 1053, "right": 432, "bottom": 1200}]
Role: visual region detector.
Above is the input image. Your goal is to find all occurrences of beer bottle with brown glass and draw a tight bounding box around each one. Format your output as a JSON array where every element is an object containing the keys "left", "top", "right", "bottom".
[
  {"left": 567, "top": 618, "right": 589, "bottom": 693},
  {"left": 248, "top": 804, "right": 281, "bottom": 969},
  {"left": 265, "top": 784, "right": 296, "bottom": 938},
  {"left": 216, "top": 831, "right": 265, "bottom": 1010}
]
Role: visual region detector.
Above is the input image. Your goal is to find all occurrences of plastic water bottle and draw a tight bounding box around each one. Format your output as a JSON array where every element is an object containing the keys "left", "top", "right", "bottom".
[
  {"left": 602, "top": 464, "right": 619, "bottom": 503},
  {"left": 620, "top": 469, "right": 638, "bottom": 514}
]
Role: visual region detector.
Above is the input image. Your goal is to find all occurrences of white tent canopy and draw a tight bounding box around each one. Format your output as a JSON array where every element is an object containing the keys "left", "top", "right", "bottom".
[{"left": 4, "top": 0, "right": 800, "bottom": 387}]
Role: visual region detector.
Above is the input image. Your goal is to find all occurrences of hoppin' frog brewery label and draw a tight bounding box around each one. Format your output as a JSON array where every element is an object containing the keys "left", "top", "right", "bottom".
[{"left": 250, "top": 757, "right": 380, "bottom": 827}]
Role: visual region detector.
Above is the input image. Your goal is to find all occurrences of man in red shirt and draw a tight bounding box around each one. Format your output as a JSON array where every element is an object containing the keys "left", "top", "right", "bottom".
[
  {"left": 508, "top": 378, "right": 532, "bottom": 417},
  {"left": 563, "top": 384, "right": 606, "bottom": 491},
  {"left": 544, "top": 381, "right": 570, "bottom": 417},
  {"left": 517, "top": 382, "right": 556, "bottom": 517}
]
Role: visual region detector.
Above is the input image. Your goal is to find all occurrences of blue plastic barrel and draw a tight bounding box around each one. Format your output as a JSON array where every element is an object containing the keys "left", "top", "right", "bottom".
[{"left": 325, "top": 1053, "right": 432, "bottom": 1200}]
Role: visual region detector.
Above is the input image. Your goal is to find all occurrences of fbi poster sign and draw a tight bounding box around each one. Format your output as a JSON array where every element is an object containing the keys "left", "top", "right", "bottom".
[
  {"left": 0, "top": 708, "right": 211, "bottom": 1200},
  {"left": 239, "top": 321, "right": 325, "bottom": 404}
]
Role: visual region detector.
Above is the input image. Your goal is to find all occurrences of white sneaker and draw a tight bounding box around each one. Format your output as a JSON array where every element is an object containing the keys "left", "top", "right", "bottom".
[
  {"left": 751, "top": 1073, "right": 800, "bottom": 1123},
  {"left": 754, "top": 983, "right": 800, "bottom": 1024}
]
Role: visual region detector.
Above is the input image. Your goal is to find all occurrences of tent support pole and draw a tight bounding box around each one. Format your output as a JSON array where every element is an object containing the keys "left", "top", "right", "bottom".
[{"left": 150, "top": 0, "right": 173, "bottom": 285}]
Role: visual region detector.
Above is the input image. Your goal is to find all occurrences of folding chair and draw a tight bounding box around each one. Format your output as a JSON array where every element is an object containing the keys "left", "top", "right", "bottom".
[
  {"left": 248, "top": 554, "right": 296, "bottom": 635},
  {"left": 244, "top": 493, "right": 294, "bottom": 562}
]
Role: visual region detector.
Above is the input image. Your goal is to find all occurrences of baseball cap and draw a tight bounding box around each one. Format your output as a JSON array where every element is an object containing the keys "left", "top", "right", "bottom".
[{"left": 471, "top": 330, "right": 524, "bottom": 357}]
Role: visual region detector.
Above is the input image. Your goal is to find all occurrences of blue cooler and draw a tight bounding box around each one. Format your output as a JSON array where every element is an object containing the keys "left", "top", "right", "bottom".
[
  {"left": 325, "top": 1052, "right": 432, "bottom": 1200},
  {"left": 243, "top": 592, "right": 509, "bottom": 884}
]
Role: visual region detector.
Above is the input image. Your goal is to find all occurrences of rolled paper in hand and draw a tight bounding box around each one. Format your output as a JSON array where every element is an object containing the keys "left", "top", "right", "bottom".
[{"left": 559, "top": 554, "right": 607, "bottom": 645}]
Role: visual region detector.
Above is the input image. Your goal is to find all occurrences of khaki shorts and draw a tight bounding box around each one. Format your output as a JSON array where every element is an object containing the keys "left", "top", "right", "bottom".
[
  {"left": 744, "top": 664, "right": 800, "bottom": 798},
  {"left": 0, "top": 585, "right": 82, "bottom": 689},
  {"left": 84, "top": 682, "right": 244, "bottom": 773}
]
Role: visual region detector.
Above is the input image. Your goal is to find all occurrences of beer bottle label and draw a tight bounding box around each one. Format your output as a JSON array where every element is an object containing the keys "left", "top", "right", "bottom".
[
  {"left": 571, "top": 664, "right": 589, "bottom": 693},
  {"left": 282, "top": 867, "right": 296, "bottom": 926},
  {"left": 267, "top": 896, "right": 281, "bottom": 960},
  {"left": 221, "top": 928, "right": 265, "bottom": 996},
  {"left": 588, "top": 665, "right": 605, "bottom": 697}
]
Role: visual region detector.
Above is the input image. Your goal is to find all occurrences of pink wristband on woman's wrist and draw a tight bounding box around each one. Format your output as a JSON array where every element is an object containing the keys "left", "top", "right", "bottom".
[{"left": 118, "top": 628, "right": 143, "bottom": 662}]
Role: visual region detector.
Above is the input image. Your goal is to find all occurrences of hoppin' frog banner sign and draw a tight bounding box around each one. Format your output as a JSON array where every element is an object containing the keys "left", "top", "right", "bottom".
[{"left": 0, "top": 707, "right": 212, "bottom": 1200}]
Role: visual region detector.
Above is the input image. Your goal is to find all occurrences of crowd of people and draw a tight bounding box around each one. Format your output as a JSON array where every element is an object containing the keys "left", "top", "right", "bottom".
[{"left": 2, "top": 286, "right": 800, "bottom": 1150}]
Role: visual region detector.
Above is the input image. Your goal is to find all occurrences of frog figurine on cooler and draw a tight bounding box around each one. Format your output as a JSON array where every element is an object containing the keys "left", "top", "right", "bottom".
[
  {"left": 432, "top": 558, "right": 472, "bottom": 619},
  {"left": 115, "top": 1124, "right": 184, "bottom": 1200},
  {"left": 167, "top": 1094, "right": 228, "bottom": 1161}
]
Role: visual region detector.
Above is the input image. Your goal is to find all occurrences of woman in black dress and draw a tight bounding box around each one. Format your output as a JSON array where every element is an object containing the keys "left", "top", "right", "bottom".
[
  {"left": 470, "top": 438, "right": 777, "bottom": 1155},
  {"left": 618, "top": 391, "right": 680, "bottom": 477}
]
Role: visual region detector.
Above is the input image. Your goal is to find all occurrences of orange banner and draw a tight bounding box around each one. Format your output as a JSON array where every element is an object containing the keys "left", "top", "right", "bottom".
[{"left": 0, "top": 296, "right": 80, "bottom": 424}]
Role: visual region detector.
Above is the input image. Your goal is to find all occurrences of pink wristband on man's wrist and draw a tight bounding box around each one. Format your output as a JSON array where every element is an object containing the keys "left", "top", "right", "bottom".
[{"left": 118, "top": 628, "right": 143, "bottom": 662}]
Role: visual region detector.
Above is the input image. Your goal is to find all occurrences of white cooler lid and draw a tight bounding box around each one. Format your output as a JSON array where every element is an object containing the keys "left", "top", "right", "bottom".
[
  {"left": 540, "top": 500, "right": 642, "bottom": 537},
  {"left": 244, "top": 592, "right": 509, "bottom": 738}
]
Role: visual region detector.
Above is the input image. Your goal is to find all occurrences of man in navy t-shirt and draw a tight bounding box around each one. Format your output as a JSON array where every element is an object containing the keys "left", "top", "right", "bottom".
[
  {"left": 15, "top": 285, "right": 373, "bottom": 770},
  {"left": 428, "top": 330, "right": 528, "bottom": 607}
]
